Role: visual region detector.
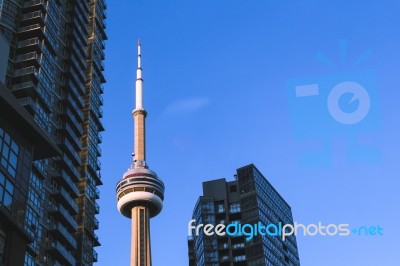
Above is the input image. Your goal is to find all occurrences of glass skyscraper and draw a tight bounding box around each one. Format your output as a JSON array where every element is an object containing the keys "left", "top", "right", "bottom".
[
  {"left": 188, "top": 164, "right": 300, "bottom": 266},
  {"left": 0, "top": 0, "right": 106, "bottom": 265}
]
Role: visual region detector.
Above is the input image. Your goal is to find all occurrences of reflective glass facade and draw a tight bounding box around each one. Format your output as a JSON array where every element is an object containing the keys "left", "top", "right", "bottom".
[
  {"left": 0, "top": 83, "right": 60, "bottom": 266},
  {"left": 189, "top": 164, "right": 300, "bottom": 266},
  {"left": 0, "top": 0, "right": 106, "bottom": 265}
]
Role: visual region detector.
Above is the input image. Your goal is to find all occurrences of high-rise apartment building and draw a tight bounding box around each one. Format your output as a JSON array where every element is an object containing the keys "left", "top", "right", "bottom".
[
  {"left": 0, "top": 0, "right": 106, "bottom": 265},
  {"left": 0, "top": 82, "right": 60, "bottom": 266},
  {"left": 188, "top": 164, "right": 300, "bottom": 266}
]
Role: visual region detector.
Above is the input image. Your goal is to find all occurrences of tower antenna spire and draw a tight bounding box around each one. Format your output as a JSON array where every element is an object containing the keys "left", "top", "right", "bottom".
[
  {"left": 137, "top": 39, "right": 141, "bottom": 68},
  {"left": 133, "top": 39, "right": 147, "bottom": 168}
]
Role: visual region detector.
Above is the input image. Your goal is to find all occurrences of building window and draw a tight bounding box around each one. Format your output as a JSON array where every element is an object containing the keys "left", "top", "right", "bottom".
[
  {"left": 25, "top": 207, "right": 40, "bottom": 243},
  {"left": 216, "top": 202, "right": 224, "bottom": 213},
  {"left": 0, "top": 127, "right": 19, "bottom": 178},
  {"left": 230, "top": 185, "right": 237, "bottom": 193},
  {"left": 229, "top": 202, "right": 240, "bottom": 213},
  {"left": 233, "top": 255, "right": 246, "bottom": 262},
  {"left": 0, "top": 171, "right": 14, "bottom": 210},
  {"left": 24, "top": 252, "right": 35, "bottom": 266},
  {"left": 232, "top": 242, "right": 245, "bottom": 249}
]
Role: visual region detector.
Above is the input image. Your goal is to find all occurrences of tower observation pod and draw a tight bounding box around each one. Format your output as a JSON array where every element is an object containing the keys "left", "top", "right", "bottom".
[{"left": 116, "top": 40, "right": 165, "bottom": 266}]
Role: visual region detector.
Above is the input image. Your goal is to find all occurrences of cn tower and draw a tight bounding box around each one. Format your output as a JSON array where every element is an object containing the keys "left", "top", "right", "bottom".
[{"left": 116, "top": 40, "right": 165, "bottom": 266}]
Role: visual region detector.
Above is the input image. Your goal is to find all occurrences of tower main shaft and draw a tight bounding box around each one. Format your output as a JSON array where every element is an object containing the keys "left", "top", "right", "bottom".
[
  {"left": 131, "top": 206, "right": 151, "bottom": 265},
  {"left": 116, "top": 41, "right": 164, "bottom": 266}
]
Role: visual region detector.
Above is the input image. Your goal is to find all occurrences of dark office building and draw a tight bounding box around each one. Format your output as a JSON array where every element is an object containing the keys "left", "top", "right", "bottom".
[
  {"left": 188, "top": 164, "right": 300, "bottom": 266},
  {"left": 0, "top": 0, "right": 106, "bottom": 265}
]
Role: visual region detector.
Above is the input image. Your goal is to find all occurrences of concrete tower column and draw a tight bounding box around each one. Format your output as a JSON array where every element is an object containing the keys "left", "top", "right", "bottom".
[{"left": 131, "top": 206, "right": 151, "bottom": 266}]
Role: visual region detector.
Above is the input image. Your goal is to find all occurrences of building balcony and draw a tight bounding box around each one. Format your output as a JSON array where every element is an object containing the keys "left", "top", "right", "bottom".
[
  {"left": 67, "top": 93, "right": 84, "bottom": 109},
  {"left": 95, "top": 159, "right": 101, "bottom": 171},
  {"left": 83, "top": 221, "right": 101, "bottom": 247},
  {"left": 97, "top": 107, "right": 103, "bottom": 119},
  {"left": 21, "top": 10, "right": 45, "bottom": 25},
  {"left": 77, "top": 0, "right": 90, "bottom": 13},
  {"left": 16, "top": 37, "right": 42, "bottom": 53},
  {"left": 49, "top": 204, "right": 78, "bottom": 231},
  {"left": 52, "top": 169, "right": 80, "bottom": 197},
  {"left": 15, "top": 51, "right": 40, "bottom": 62},
  {"left": 93, "top": 249, "right": 98, "bottom": 263},
  {"left": 23, "top": 0, "right": 47, "bottom": 12},
  {"left": 58, "top": 137, "right": 82, "bottom": 167},
  {"left": 67, "top": 66, "right": 84, "bottom": 87},
  {"left": 94, "top": 217, "right": 99, "bottom": 230},
  {"left": 64, "top": 108, "right": 83, "bottom": 133},
  {"left": 66, "top": 27, "right": 87, "bottom": 52},
  {"left": 53, "top": 153, "right": 80, "bottom": 184},
  {"left": 71, "top": 47, "right": 87, "bottom": 71},
  {"left": 11, "top": 81, "right": 36, "bottom": 99},
  {"left": 93, "top": 35, "right": 105, "bottom": 51},
  {"left": 94, "top": 233, "right": 100, "bottom": 247},
  {"left": 13, "top": 66, "right": 39, "bottom": 81},
  {"left": 94, "top": 12, "right": 106, "bottom": 32},
  {"left": 97, "top": 133, "right": 102, "bottom": 144},
  {"left": 63, "top": 96, "right": 84, "bottom": 124},
  {"left": 94, "top": 144, "right": 101, "bottom": 157},
  {"left": 94, "top": 186, "right": 100, "bottom": 199},
  {"left": 93, "top": 56, "right": 104, "bottom": 72},
  {"left": 63, "top": 123, "right": 83, "bottom": 151},
  {"left": 61, "top": 153, "right": 81, "bottom": 183},
  {"left": 95, "top": 16, "right": 106, "bottom": 37},
  {"left": 48, "top": 223, "right": 78, "bottom": 250},
  {"left": 18, "top": 23, "right": 44, "bottom": 39},
  {"left": 98, "top": 0, "right": 107, "bottom": 9},
  {"left": 95, "top": 202, "right": 100, "bottom": 214},
  {"left": 49, "top": 241, "right": 76, "bottom": 266},
  {"left": 14, "top": 51, "right": 41, "bottom": 68},
  {"left": 62, "top": 80, "right": 83, "bottom": 105},
  {"left": 52, "top": 186, "right": 79, "bottom": 215},
  {"left": 17, "top": 97, "right": 36, "bottom": 115}
]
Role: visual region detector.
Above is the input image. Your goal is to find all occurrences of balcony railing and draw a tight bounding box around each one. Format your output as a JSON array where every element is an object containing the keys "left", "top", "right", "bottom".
[
  {"left": 93, "top": 250, "right": 98, "bottom": 262},
  {"left": 13, "top": 66, "right": 39, "bottom": 78},
  {"left": 94, "top": 186, "right": 100, "bottom": 199},
  {"left": 17, "top": 97, "right": 36, "bottom": 114},
  {"left": 11, "top": 81, "right": 35, "bottom": 93},
  {"left": 18, "top": 24, "right": 43, "bottom": 34},
  {"left": 21, "top": 10, "right": 44, "bottom": 22},
  {"left": 49, "top": 204, "right": 76, "bottom": 230},
  {"left": 59, "top": 170, "right": 80, "bottom": 197},
  {"left": 53, "top": 186, "right": 79, "bottom": 215},
  {"left": 23, "top": 0, "right": 45, "bottom": 8},
  {"left": 95, "top": 202, "right": 100, "bottom": 214},
  {"left": 62, "top": 154, "right": 80, "bottom": 182},
  {"left": 94, "top": 217, "right": 99, "bottom": 230},
  {"left": 49, "top": 223, "right": 77, "bottom": 250},
  {"left": 51, "top": 241, "right": 76, "bottom": 266},
  {"left": 15, "top": 51, "right": 40, "bottom": 63}
]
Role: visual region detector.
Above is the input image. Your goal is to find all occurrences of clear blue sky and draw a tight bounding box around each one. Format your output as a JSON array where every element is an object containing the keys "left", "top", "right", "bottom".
[{"left": 97, "top": 1, "right": 400, "bottom": 265}]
